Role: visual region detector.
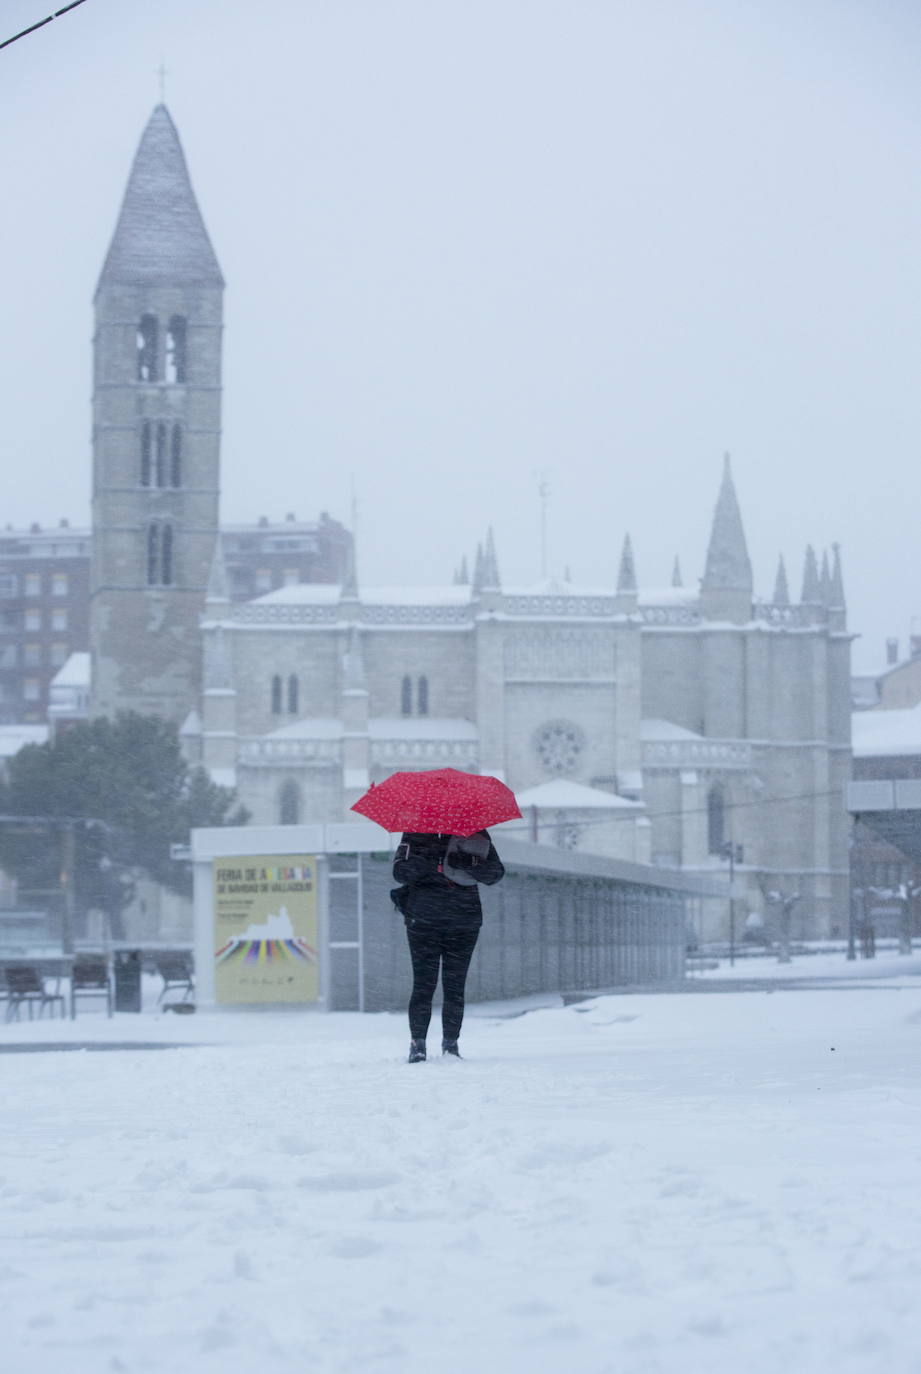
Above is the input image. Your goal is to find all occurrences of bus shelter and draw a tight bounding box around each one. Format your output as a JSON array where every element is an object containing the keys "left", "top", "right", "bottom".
[{"left": 190, "top": 823, "right": 724, "bottom": 1011}]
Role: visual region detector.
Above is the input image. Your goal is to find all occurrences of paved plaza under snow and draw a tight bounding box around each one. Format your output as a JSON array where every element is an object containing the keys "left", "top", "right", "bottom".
[{"left": 3, "top": 956, "right": 921, "bottom": 1374}]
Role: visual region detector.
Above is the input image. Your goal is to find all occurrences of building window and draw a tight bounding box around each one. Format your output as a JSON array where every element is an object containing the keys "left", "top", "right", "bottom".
[
  {"left": 24, "top": 643, "right": 41, "bottom": 667},
  {"left": 283, "top": 568, "right": 300, "bottom": 586},
  {"left": 137, "top": 314, "right": 158, "bottom": 382},
  {"left": 401, "top": 674, "right": 412, "bottom": 716},
  {"left": 417, "top": 675, "right": 429, "bottom": 716},
  {"left": 140, "top": 421, "right": 152, "bottom": 486},
  {"left": 707, "top": 785, "right": 725, "bottom": 855},
  {"left": 52, "top": 608, "right": 68, "bottom": 631},
  {"left": 0, "top": 574, "right": 18, "bottom": 598},
  {"left": 165, "top": 316, "right": 187, "bottom": 384},
  {"left": 23, "top": 678, "right": 41, "bottom": 702},
  {"left": 170, "top": 423, "right": 182, "bottom": 487},
  {"left": 271, "top": 674, "right": 282, "bottom": 714},
  {"left": 24, "top": 609, "right": 41, "bottom": 632},
  {"left": 147, "top": 524, "right": 159, "bottom": 585},
  {"left": 24, "top": 573, "right": 41, "bottom": 597},
  {"left": 161, "top": 524, "right": 173, "bottom": 585},
  {"left": 279, "top": 780, "right": 300, "bottom": 825},
  {"left": 255, "top": 569, "right": 272, "bottom": 594},
  {"left": 155, "top": 421, "right": 167, "bottom": 488},
  {"left": 51, "top": 573, "right": 68, "bottom": 597},
  {"left": 287, "top": 674, "right": 299, "bottom": 715},
  {"left": 146, "top": 524, "right": 173, "bottom": 586},
  {"left": 51, "top": 642, "right": 68, "bottom": 667}
]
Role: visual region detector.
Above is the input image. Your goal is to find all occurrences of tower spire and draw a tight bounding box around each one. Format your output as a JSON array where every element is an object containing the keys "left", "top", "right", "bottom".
[
  {"left": 671, "top": 555, "right": 682, "bottom": 588},
  {"left": 800, "top": 545, "right": 821, "bottom": 604},
  {"left": 96, "top": 105, "right": 223, "bottom": 294},
  {"left": 829, "top": 543, "right": 845, "bottom": 610},
  {"left": 480, "top": 526, "right": 501, "bottom": 591},
  {"left": 772, "top": 555, "right": 790, "bottom": 607},
  {"left": 701, "top": 453, "right": 752, "bottom": 622},
  {"left": 616, "top": 533, "right": 637, "bottom": 593}
]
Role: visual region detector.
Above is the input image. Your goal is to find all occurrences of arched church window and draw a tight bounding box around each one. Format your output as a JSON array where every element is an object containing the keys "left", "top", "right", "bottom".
[
  {"left": 417, "top": 675, "right": 429, "bottom": 716},
  {"left": 137, "top": 315, "right": 158, "bottom": 382},
  {"left": 400, "top": 675, "right": 412, "bottom": 716},
  {"left": 155, "top": 422, "right": 167, "bottom": 488},
  {"left": 165, "top": 316, "right": 187, "bottom": 384},
  {"left": 140, "top": 421, "right": 152, "bottom": 487},
  {"left": 161, "top": 524, "right": 174, "bottom": 585},
  {"left": 707, "top": 785, "right": 725, "bottom": 855},
  {"left": 271, "top": 675, "right": 282, "bottom": 714},
  {"left": 146, "top": 524, "right": 159, "bottom": 585},
  {"left": 170, "top": 423, "right": 182, "bottom": 487},
  {"left": 287, "top": 674, "right": 299, "bottom": 715},
  {"left": 279, "top": 780, "right": 301, "bottom": 825}
]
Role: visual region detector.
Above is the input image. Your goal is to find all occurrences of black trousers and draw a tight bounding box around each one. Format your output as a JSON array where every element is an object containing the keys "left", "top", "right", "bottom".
[{"left": 406, "top": 923, "right": 480, "bottom": 1042}]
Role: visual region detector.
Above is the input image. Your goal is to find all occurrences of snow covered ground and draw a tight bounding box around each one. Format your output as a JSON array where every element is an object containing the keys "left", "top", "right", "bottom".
[{"left": 3, "top": 968, "right": 921, "bottom": 1374}]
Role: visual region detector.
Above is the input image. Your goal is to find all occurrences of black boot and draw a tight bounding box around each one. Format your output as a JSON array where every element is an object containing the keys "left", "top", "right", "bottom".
[
  {"left": 442, "top": 1039, "right": 461, "bottom": 1058},
  {"left": 408, "top": 1038, "right": 427, "bottom": 1063}
]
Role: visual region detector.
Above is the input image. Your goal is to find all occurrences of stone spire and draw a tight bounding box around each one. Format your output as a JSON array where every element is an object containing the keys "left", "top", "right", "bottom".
[
  {"left": 819, "top": 549, "right": 832, "bottom": 605},
  {"left": 457, "top": 553, "right": 469, "bottom": 585},
  {"left": 617, "top": 534, "right": 637, "bottom": 593},
  {"left": 701, "top": 454, "right": 752, "bottom": 622},
  {"left": 472, "top": 542, "right": 484, "bottom": 593},
  {"left": 671, "top": 556, "right": 683, "bottom": 588},
  {"left": 96, "top": 105, "right": 224, "bottom": 294},
  {"left": 772, "top": 555, "right": 790, "bottom": 607},
  {"left": 205, "top": 536, "right": 230, "bottom": 605},
  {"left": 800, "top": 545, "right": 821, "bottom": 604},
  {"left": 481, "top": 526, "right": 501, "bottom": 591},
  {"left": 829, "top": 543, "right": 845, "bottom": 610},
  {"left": 341, "top": 529, "right": 358, "bottom": 600},
  {"left": 614, "top": 533, "right": 637, "bottom": 611}
]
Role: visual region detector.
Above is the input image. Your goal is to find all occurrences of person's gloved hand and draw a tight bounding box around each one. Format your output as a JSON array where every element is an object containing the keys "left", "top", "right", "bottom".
[{"left": 447, "top": 848, "right": 476, "bottom": 869}]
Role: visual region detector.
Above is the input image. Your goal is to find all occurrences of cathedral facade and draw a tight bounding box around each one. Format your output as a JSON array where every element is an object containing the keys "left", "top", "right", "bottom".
[{"left": 90, "top": 107, "right": 852, "bottom": 938}]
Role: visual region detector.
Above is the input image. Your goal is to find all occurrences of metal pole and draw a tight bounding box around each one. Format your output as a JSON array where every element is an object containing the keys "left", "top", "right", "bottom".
[
  {"left": 846, "top": 817, "right": 857, "bottom": 960},
  {"left": 60, "top": 821, "right": 75, "bottom": 954},
  {"left": 728, "top": 844, "right": 735, "bottom": 967},
  {"left": 356, "top": 855, "right": 365, "bottom": 1014}
]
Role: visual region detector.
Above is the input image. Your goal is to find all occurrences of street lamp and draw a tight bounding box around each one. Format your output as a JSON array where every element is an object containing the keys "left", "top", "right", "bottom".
[{"left": 719, "top": 841, "right": 744, "bottom": 966}]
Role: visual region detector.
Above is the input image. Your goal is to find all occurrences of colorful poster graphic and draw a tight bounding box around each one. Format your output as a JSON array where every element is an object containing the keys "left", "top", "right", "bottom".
[{"left": 213, "top": 855, "right": 319, "bottom": 1004}]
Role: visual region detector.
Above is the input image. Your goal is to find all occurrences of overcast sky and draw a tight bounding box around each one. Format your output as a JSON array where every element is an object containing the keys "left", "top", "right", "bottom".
[{"left": 2, "top": 0, "right": 919, "bottom": 669}]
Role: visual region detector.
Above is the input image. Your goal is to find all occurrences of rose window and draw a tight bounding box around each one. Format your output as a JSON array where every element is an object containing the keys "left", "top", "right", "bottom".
[{"left": 534, "top": 720, "right": 584, "bottom": 775}]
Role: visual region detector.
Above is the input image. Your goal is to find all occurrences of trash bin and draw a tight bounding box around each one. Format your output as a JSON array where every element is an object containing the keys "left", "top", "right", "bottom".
[{"left": 113, "top": 949, "right": 142, "bottom": 1012}]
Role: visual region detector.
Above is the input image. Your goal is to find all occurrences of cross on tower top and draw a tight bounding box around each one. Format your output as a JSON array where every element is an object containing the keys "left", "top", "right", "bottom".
[{"left": 157, "top": 60, "right": 168, "bottom": 102}]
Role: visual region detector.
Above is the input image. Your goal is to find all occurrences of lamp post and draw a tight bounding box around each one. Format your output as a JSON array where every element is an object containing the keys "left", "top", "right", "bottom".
[
  {"left": 719, "top": 841, "right": 744, "bottom": 966},
  {"left": 846, "top": 815, "right": 858, "bottom": 961}
]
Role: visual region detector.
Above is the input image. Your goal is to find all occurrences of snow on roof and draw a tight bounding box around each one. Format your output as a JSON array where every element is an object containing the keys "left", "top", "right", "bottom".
[
  {"left": 50, "top": 651, "right": 90, "bottom": 688},
  {"left": 0, "top": 725, "right": 49, "bottom": 758},
  {"left": 254, "top": 584, "right": 343, "bottom": 605},
  {"left": 503, "top": 581, "right": 614, "bottom": 598},
  {"left": 514, "top": 779, "right": 643, "bottom": 810},
  {"left": 638, "top": 586, "right": 699, "bottom": 606},
  {"left": 641, "top": 718, "right": 703, "bottom": 741},
  {"left": 252, "top": 583, "right": 473, "bottom": 608},
  {"left": 851, "top": 704, "right": 921, "bottom": 758},
  {"left": 262, "top": 717, "right": 478, "bottom": 742}
]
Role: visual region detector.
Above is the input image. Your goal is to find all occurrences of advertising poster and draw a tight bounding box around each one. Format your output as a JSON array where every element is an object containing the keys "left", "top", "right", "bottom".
[{"left": 213, "top": 855, "right": 319, "bottom": 1004}]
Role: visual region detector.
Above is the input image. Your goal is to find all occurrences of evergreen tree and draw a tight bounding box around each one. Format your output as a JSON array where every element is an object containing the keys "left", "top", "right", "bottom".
[{"left": 0, "top": 713, "right": 248, "bottom": 932}]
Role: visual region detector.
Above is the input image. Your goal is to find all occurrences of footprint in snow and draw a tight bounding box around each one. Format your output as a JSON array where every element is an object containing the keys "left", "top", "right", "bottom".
[{"left": 297, "top": 1170, "right": 402, "bottom": 1192}]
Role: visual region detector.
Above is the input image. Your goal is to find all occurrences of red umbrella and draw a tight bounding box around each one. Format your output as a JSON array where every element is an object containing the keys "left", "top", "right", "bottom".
[{"left": 351, "top": 768, "right": 521, "bottom": 837}]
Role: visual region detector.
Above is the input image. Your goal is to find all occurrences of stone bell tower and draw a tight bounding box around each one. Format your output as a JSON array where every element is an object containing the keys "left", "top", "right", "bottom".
[{"left": 90, "top": 104, "right": 224, "bottom": 723}]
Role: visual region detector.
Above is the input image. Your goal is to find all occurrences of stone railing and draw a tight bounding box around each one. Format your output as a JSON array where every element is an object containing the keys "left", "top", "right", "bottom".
[
  {"left": 642, "top": 738, "right": 752, "bottom": 770},
  {"left": 229, "top": 603, "right": 341, "bottom": 625},
  {"left": 639, "top": 604, "right": 703, "bottom": 626},
  {"left": 501, "top": 595, "right": 618, "bottom": 618},
  {"left": 238, "top": 737, "right": 341, "bottom": 766},
  {"left": 360, "top": 604, "right": 471, "bottom": 625},
  {"left": 371, "top": 738, "right": 479, "bottom": 766},
  {"left": 752, "top": 603, "right": 823, "bottom": 627}
]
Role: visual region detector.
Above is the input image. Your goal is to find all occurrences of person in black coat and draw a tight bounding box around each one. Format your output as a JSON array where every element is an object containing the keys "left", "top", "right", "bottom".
[{"left": 392, "top": 830, "right": 504, "bottom": 1062}]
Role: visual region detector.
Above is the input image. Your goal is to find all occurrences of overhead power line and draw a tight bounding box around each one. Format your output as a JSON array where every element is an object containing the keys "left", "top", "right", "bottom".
[{"left": 1, "top": 0, "right": 89, "bottom": 53}]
